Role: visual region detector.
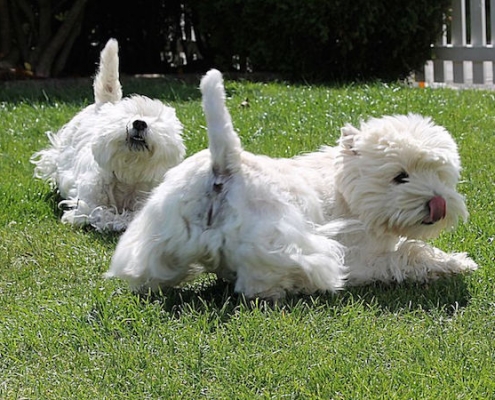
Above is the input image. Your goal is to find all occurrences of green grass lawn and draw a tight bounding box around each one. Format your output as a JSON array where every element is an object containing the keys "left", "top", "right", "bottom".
[{"left": 0, "top": 75, "right": 494, "bottom": 399}]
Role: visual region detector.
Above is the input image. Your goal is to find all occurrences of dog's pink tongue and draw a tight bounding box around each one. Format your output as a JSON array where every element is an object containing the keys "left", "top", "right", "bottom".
[{"left": 425, "top": 196, "right": 446, "bottom": 224}]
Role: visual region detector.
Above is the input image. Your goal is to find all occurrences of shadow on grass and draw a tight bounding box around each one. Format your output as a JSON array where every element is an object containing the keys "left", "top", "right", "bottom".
[
  {"left": 341, "top": 275, "right": 474, "bottom": 315},
  {"left": 42, "top": 190, "right": 64, "bottom": 221},
  {"left": 1, "top": 70, "right": 343, "bottom": 105},
  {"left": 136, "top": 277, "right": 243, "bottom": 323},
  {"left": 132, "top": 272, "right": 474, "bottom": 322},
  {"left": 0, "top": 75, "right": 201, "bottom": 104}
]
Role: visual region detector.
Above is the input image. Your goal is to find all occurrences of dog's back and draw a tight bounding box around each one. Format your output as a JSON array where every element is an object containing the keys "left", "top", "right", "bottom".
[{"left": 93, "top": 38, "right": 122, "bottom": 104}]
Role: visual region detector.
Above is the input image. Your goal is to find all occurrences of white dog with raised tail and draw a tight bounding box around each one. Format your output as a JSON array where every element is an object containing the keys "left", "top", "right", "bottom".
[
  {"left": 31, "top": 38, "right": 185, "bottom": 231},
  {"left": 105, "top": 69, "right": 348, "bottom": 299}
]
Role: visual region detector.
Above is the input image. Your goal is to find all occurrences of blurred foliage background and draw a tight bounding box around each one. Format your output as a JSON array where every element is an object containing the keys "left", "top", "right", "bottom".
[{"left": 0, "top": 0, "right": 451, "bottom": 82}]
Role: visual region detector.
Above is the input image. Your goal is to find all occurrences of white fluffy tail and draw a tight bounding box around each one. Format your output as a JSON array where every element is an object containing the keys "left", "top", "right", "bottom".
[
  {"left": 200, "top": 69, "right": 242, "bottom": 175},
  {"left": 93, "top": 38, "right": 123, "bottom": 104}
]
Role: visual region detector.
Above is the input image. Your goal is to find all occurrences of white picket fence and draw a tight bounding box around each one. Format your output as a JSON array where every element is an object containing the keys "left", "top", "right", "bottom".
[{"left": 418, "top": 0, "right": 495, "bottom": 87}]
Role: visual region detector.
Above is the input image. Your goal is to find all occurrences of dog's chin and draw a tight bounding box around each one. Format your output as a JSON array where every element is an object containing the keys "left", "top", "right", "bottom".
[
  {"left": 367, "top": 208, "right": 452, "bottom": 239},
  {"left": 392, "top": 218, "right": 450, "bottom": 239},
  {"left": 126, "top": 131, "right": 150, "bottom": 152},
  {"left": 127, "top": 138, "right": 150, "bottom": 152}
]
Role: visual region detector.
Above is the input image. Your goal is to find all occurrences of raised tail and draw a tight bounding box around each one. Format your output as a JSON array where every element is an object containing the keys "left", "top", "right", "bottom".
[
  {"left": 93, "top": 38, "right": 123, "bottom": 104},
  {"left": 200, "top": 69, "right": 242, "bottom": 175}
]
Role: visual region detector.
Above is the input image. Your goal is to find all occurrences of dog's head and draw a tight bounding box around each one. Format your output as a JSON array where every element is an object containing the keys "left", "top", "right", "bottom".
[
  {"left": 91, "top": 95, "right": 185, "bottom": 184},
  {"left": 336, "top": 113, "right": 468, "bottom": 239}
]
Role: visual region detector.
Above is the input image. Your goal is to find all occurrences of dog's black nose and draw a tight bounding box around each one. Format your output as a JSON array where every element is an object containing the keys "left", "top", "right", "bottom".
[{"left": 133, "top": 120, "right": 147, "bottom": 131}]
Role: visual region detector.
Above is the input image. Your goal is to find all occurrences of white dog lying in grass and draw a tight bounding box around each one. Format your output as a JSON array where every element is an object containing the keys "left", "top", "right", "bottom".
[
  {"left": 31, "top": 38, "right": 185, "bottom": 231},
  {"left": 106, "top": 69, "right": 477, "bottom": 298},
  {"left": 335, "top": 114, "right": 477, "bottom": 284}
]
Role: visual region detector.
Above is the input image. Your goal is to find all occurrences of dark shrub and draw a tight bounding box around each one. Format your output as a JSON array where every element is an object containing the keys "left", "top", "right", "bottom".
[{"left": 192, "top": 0, "right": 451, "bottom": 81}]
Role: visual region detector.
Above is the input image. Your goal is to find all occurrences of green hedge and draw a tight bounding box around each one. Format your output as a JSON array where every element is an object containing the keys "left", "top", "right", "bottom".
[{"left": 193, "top": 0, "right": 451, "bottom": 81}]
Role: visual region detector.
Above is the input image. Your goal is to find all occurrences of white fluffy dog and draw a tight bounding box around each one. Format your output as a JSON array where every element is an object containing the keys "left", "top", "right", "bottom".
[
  {"left": 335, "top": 114, "right": 478, "bottom": 284},
  {"left": 105, "top": 69, "right": 477, "bottom": 298},
  {"left": 105, "top": 69, "right": 348, "bottom": 298},
  {"left": 31, "top": 38, "right": 185, "bottom": 231}
]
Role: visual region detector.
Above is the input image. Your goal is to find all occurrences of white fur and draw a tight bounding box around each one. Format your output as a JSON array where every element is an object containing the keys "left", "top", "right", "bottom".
[
  {"left": 333, "top": 114, "right": 478, "bottom": 284},
  {"left": 31, "top": 38, "right": 185, "bottom": 231},
  {"left": 105, "top": 69, "right": 348, "bottom": 299},
  {"left": 106, "top": 69, "right": 477, "bottom": 298}
]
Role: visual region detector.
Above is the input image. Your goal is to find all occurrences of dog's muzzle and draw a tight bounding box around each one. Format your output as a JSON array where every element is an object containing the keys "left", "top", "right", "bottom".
[
  {"left": 422, "top": 195, "right": 446, "bottom": 225},
  {"left": 126, "top": 119, "right": 149, "bottom": 151}
]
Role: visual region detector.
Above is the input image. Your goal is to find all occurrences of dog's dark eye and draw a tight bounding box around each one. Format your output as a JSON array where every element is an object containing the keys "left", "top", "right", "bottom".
[{"left": 393, "top": 172, "right": 409, "bottom": 184}]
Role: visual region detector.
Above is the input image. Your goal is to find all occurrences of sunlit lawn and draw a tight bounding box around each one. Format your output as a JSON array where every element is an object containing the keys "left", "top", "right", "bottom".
[{"left": 0, "top": 75, "right": 494, "bottom": 399}]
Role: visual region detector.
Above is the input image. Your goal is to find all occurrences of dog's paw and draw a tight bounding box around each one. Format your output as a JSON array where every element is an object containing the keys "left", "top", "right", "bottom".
[
  {"left": 424, "top": 251, "right": 478, "bottom": 281},
  {"left": 446, "top": 252, "right": 478, "bottom": 272},
  {"left": 89, "top": 206, "right": 132, "bottom": 232},
  {"left": 59, "top": 199, "right": 91, "bottom": 226}
]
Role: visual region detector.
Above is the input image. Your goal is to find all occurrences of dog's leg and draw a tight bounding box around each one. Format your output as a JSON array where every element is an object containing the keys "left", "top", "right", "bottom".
[
  {"left": 108, "top": 232, "right": 204, "bottom": 292},
  {"left": 104, "top": 181, "right": 118, "bottom": 208},
  {"left": 105, "top": 190, "right": 206, "bottom": 291},
  {"left": 228, "top": 219, "right": 347, "bottom": 299},
  {"left": 87, "top": 206, "right": 130, "bottom": 232},
  {"left": 83, "top": 181, "right": 126, "bottom": 231},
  {"left": 59, "top": 198, "right": 92, "bottom": 226},
  {"left": 347, "top": 240, "right": 478, "bottom": 284}
]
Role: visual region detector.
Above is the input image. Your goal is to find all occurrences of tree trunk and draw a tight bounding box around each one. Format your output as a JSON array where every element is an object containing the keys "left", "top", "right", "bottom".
[
  {"left": 35, "top": 0, "right": 87, "bottom": 77},
  {"left": 52, "top": 9, "right": 84, "bottom": 77}
]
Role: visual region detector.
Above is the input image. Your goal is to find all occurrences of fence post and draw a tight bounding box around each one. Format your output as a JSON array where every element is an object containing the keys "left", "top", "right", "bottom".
[
  {"left": 471, "top": 0, "right": 487, "bottom": 83},
  {"left": 432, "top": 19, "right": 447, "bottom": 83},
  {"left": 451, "top": 0, "right": 467, "bottom": 83}
]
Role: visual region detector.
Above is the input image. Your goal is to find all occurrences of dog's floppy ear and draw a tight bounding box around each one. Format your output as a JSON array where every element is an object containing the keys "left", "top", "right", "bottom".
[{"left": 339, "top": 124, "right": 360, "bottom": 154}]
